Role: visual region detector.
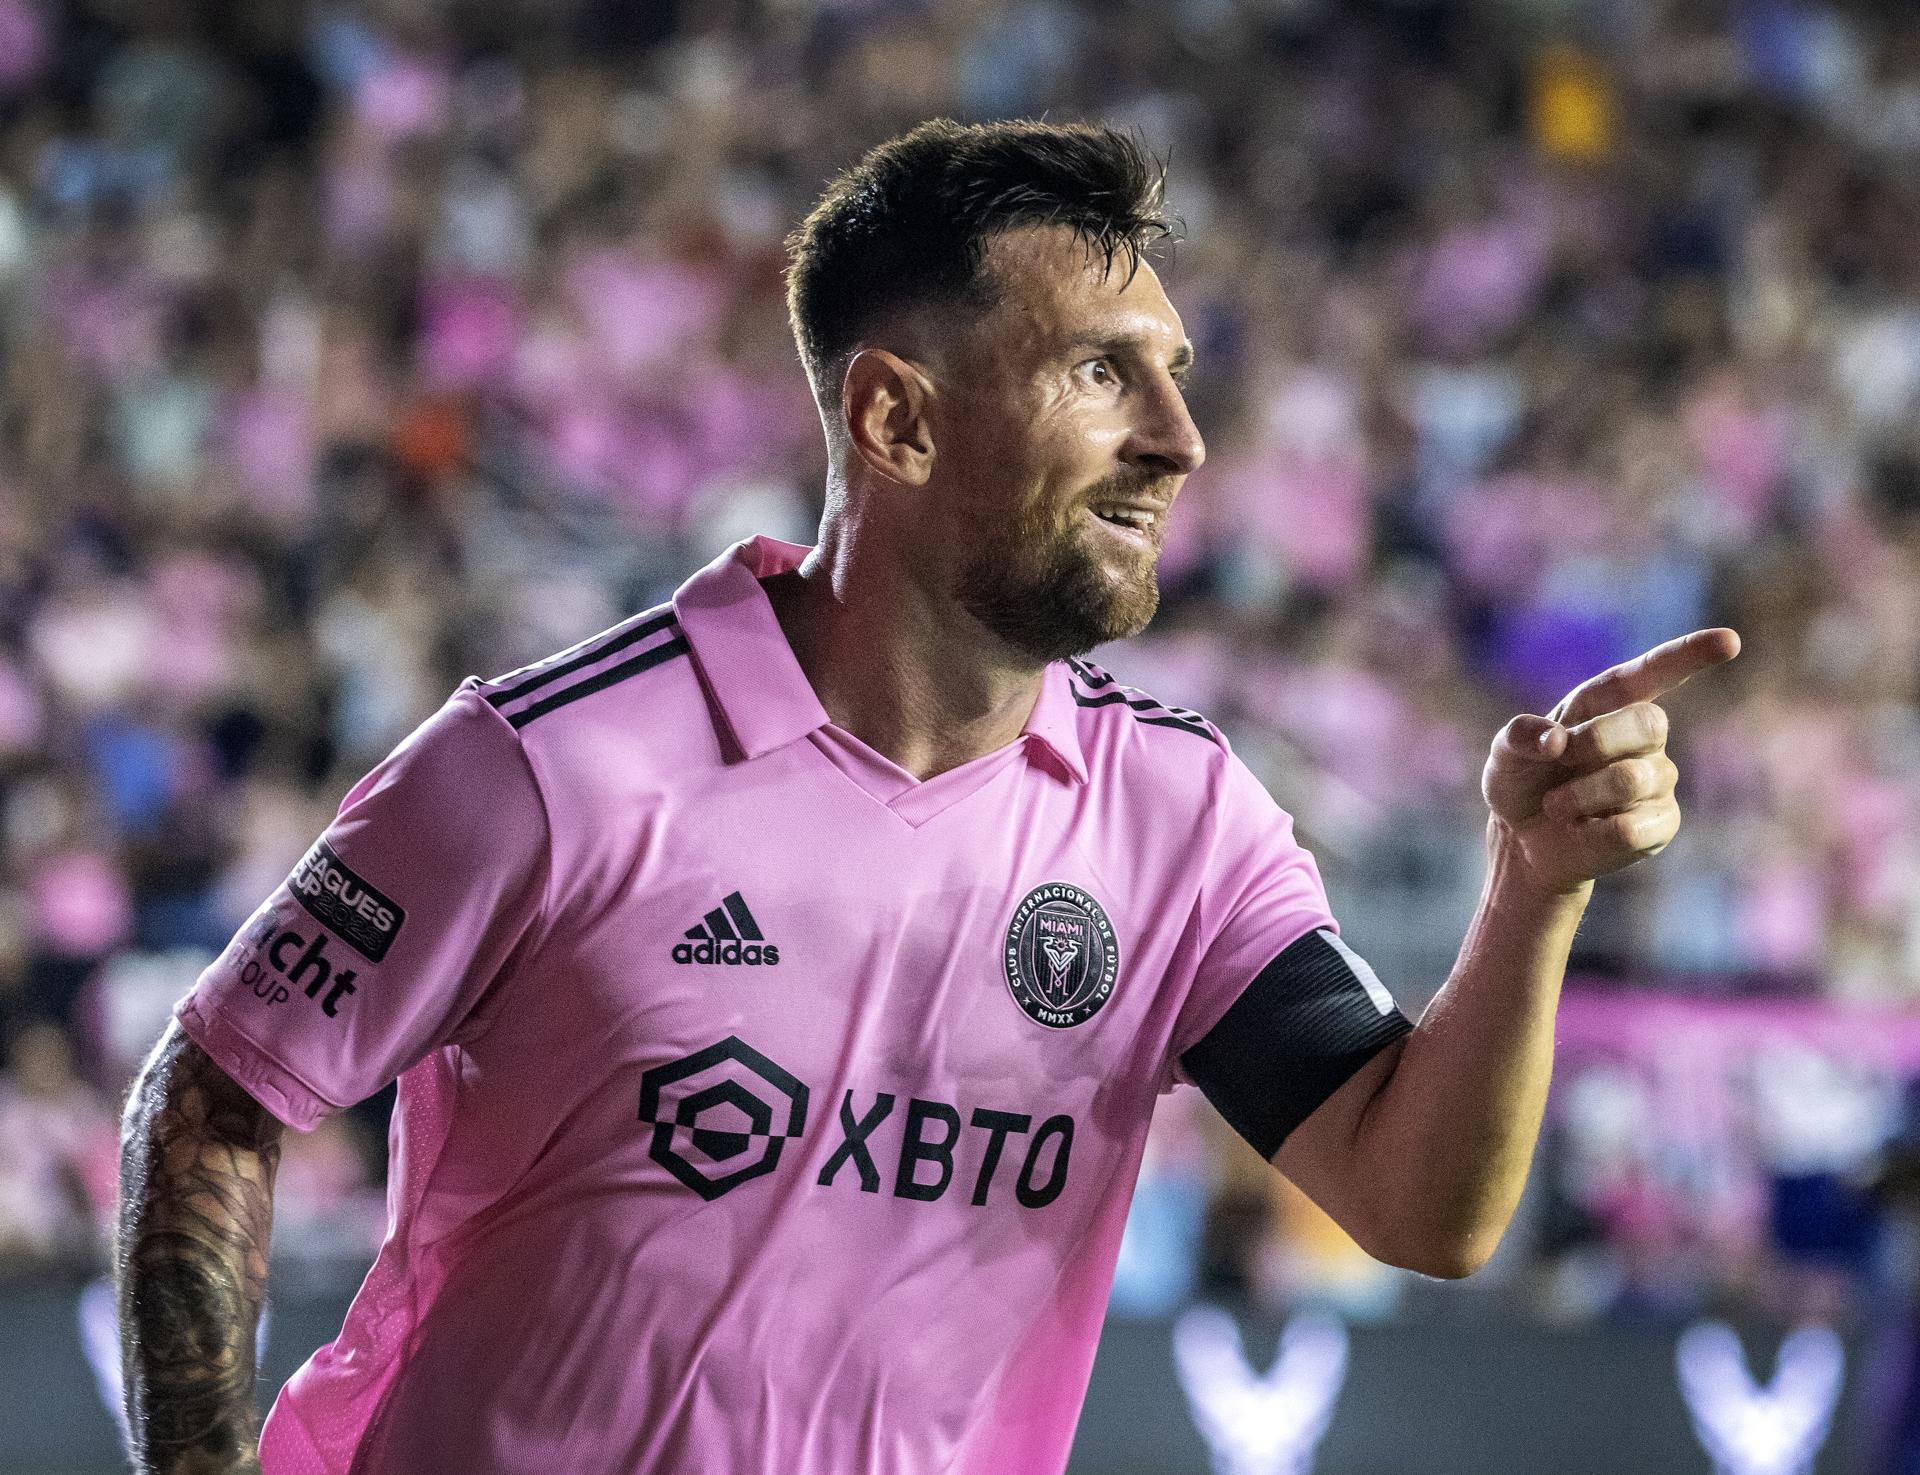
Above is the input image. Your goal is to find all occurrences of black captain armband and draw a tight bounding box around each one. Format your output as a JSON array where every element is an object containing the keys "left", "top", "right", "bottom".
[{"left": 1181, "top": 929, "right": 1413, "bottom": 1159}]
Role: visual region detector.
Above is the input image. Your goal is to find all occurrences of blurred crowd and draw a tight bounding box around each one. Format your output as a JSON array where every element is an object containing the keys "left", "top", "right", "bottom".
[{"left": 2, "top": 0, "right": 1920, "bottom": 1327}]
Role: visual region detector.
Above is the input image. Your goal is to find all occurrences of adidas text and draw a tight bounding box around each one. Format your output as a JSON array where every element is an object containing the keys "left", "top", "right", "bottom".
[{"left": 673, "top": 938, "right": 780, "bottom": 967}]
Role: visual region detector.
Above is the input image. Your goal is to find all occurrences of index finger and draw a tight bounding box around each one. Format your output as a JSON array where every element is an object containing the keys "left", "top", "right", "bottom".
[{"left": 1553, "top": 628, "right": 1741, "bottom": 725}]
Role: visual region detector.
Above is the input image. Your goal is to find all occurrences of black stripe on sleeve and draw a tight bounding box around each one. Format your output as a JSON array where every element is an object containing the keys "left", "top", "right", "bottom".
[
  {"left": 505, "top": 636, "right": 690, "bottom": 728},
  {"left": 1063, "top": 658, "right": 1222, "bottom": 744},
  {"left": 1067, "top": 687, "right": 1217, "bottom": 742},
  {"left": 487, "top": 609, "right": 677, "bottom": 709},
  {"left": 1180, "top": 929, "right": 1413, "bottom": 1159}
]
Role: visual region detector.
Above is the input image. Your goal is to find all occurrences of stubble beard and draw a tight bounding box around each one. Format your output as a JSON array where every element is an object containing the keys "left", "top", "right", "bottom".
[{"left": 956, "top": 493, "right": 1164, "bottom": 665}]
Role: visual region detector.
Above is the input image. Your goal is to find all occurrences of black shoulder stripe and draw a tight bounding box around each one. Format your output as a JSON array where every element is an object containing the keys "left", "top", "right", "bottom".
[
  {"left": 486, "top": 608, "right": 677, "bottom": 710},
  {"left": 1068, "top": 684, "right": 1217, "bottom": 742},
  {"left": 507, "top": 636, "right": 691, "bottom": 729},
  {"left": 1181, "top": 929, "right": 1412, "bottom": 1159},
  {"left": 1137, "top": 713, "right": 1220, "bottom": 739},
  {"left": 1066, "top": 658, "right": 1217, "bottom": 740}
]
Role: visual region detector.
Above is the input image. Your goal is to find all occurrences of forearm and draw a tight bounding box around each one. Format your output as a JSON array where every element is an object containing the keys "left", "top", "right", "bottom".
[
  {"left": 1352, "top": 823, "right": 1589, "bottom": 1275},
  {"left": 1282, "top": 629, "right": 1737, "bottom": 1276},
  {"left": 117, "top": 1025, "right": 283, "bottom": 1475}
]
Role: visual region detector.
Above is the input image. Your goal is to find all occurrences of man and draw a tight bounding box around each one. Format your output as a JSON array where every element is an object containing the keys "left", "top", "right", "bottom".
[{"left": 117, "top": 119, "right": 1738, "bottom": 1474}]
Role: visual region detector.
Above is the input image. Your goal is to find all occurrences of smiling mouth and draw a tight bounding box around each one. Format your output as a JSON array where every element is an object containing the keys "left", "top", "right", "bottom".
[{"left": 1086, "top": 504, "right": 1162, "bottom": 549}]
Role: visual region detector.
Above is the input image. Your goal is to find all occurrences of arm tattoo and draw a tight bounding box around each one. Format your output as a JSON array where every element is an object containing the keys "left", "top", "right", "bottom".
[{"left": 117, "top": 1024, "right": 284, "bottom": 1474}]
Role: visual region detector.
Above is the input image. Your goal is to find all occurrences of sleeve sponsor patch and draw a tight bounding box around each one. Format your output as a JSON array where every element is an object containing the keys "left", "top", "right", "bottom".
[
  {"left": 287, "top": 839, "right": 407, "bottom": 962},
  {"left": 1180, "top": 928, "right": 1412, "bottom": 1159}
]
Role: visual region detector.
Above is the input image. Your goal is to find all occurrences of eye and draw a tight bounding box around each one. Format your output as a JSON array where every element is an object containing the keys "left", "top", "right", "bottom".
[{"left": 1078, "top": 358, "right": 1119, "bottom": 388}]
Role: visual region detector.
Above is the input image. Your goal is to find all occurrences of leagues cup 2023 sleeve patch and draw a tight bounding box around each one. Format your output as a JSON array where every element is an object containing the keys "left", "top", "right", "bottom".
[
  {"left": 287, "top": 838, "right": 407, "bottom": 962},
  {"left": 1180, "top": 929, "right": 1412, "bottom": 1159}
]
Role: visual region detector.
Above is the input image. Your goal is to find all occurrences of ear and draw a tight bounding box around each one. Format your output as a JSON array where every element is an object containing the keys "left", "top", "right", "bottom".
[{"left": 840, "top": 349, "right": 936, "bottom": 487}]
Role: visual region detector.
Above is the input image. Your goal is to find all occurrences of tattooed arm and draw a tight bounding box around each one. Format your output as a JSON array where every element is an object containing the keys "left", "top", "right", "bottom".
[{"left": 117, "top": 1023, "right": 285, "bottom": 1475}]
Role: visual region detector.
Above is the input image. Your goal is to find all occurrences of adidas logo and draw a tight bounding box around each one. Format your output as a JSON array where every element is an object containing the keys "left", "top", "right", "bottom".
[{"left": 672, "top": 892, "right": 781, "bottom": 967}]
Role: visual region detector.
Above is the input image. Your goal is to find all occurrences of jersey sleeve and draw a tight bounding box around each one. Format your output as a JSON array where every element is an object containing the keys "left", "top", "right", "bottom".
[
  {"left": 1168, "top": 751, "right": 1412, "bottom": 1156},
  {"left": 174, "top": 683, "right": 551, "bottom": 1130}
]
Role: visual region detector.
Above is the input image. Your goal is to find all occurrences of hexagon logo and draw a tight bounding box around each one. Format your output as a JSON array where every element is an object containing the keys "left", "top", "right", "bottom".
[{"left": 637, "top": 1037, "right": 811, "bottom": 1201}]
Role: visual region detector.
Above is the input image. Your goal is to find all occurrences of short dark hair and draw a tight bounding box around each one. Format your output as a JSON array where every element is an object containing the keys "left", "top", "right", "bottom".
[{"left": 785, "top": 118, "right": 1174, "bottom": 409}]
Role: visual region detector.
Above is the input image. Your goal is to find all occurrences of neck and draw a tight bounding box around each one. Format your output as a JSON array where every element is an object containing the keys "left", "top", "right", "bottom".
[{"left": 763, "top": 521, "right": 1046, "bottom": 781}]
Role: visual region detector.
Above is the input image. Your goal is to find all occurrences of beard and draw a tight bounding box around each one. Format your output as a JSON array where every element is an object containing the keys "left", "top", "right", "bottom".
[{"left": 956, "top": 479, "right": 1168, "bottom": 664}]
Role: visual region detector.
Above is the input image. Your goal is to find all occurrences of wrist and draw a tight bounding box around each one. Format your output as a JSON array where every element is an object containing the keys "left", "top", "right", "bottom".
[{"left": 1484, "top": 816, "right": 1596, "bottom": 909}]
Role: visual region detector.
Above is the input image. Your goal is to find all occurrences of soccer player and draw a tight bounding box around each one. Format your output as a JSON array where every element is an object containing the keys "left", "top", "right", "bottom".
[{"left": 116, "top": 119, "right": 1739, "bottom": 1474}]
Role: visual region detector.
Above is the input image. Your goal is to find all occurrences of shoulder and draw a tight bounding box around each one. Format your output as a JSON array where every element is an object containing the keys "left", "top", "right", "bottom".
[
  {"left": 469, "top": 602, "right": 714, "bottom": 782},
  {"left": 475, "top": 603, "right": 693, "bottom": 731},
  {"left": 1063, "top": 655, "right": 1262, "bottom": 815},
  {"left": 1060, "top": 657, "right": 1306, "bottom": 887},
  {"left": 1064, "top": 656, "right": 1230, "bottom": 756}
]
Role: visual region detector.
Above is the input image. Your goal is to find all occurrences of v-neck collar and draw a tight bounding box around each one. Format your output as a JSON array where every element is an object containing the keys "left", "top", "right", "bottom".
[{"left": 671, "top": 537, "right": 1089, "bottom": 826}]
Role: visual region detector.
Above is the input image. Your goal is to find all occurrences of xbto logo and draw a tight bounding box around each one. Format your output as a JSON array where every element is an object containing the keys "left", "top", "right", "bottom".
[
  {"left": 815, "top": 1091, "right": 1073, "bottom": 1209},
  {"left": 638, "top": 1037, "right": 810, "bottom": 1201},
  {"left": 639, "top": 1038, "right": 1075, "bottom": 1208}
]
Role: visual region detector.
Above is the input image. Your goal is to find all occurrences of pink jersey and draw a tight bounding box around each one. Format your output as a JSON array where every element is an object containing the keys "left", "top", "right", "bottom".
[{"left": 177, "top": 536, "right": 1400, "bottom": 1475}]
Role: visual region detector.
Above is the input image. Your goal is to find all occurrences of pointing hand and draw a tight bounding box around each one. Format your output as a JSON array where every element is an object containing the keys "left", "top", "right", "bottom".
[{"left": 1480, "top": 628, "right": 1742, "bottom": 895}]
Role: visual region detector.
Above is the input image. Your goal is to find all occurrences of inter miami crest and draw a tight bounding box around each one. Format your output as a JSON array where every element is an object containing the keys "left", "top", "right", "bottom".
[{"left": 1004, "top": 882, "right": 1120, "bottom": 1029}]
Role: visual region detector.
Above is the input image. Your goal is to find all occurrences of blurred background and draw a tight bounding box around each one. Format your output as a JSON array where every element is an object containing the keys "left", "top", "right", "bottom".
[{"left": 2, "top": 0, "right": 1920, "bottom": 1470}]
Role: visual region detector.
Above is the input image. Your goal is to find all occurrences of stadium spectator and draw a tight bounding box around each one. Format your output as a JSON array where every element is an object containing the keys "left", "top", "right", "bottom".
[{"left": 3, "top": 0, "right": 1920, "bottom": 1326}]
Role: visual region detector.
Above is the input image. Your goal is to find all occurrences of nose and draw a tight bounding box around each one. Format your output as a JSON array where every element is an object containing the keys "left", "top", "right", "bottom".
[{"left": 1124, "top": 374, "right": 1206, "bottom": 479}]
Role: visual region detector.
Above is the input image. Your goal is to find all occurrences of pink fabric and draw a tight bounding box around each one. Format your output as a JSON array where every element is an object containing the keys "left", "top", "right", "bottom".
[
  {"left": 1412, "top": 214, "right": 1550, "bottom": 350},
  {"left": 419, "top": 277, "right": 521, "bottom": 391},
  {"left": 30, "top": 849, "right": 132, "bottom": 957},
  {"left": 1555, "top": 988, "right": 1920, "bottom": 1072},
  {"left": 0, "top": 0, "right": 47, "bottom": 90},
  {"left": 221, "top": 390, "right": 316, "bottom": 521},
  {"left": 565, "top": 250, "right": 729, "bottom": 375},
  {"left": 353, "top": 53, "right": 451, "bottom": 142},
  {"left": 1685, "top": 384, "right": 1789, "bottom": 536},
  {"left": 1217, "top": 450, "right": 1372, "bottom": 592},
  {"left": 146, "top": 551, "right": 253, "bottom": 704},
  {"left": 177, "top": 537, "right": 1340, "bottom": 1474},
  {"left": 1211, "top": 366, "right": 1374, "bottom": 591},
  {"left": 1739, "top": 858, "right": 1826, "bottom": 972},
  {"left": 1443, "top": 470, "right": 1609, "bottom": 599}
]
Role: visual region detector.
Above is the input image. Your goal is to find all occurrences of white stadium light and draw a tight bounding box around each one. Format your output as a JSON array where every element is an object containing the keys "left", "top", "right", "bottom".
[
  {"left": 1675, "top": 1320, "right": 1844, "bottom": 1475},
  {"left": 1172, "top": 1305, "right": 1350, "bottom": 1475}
]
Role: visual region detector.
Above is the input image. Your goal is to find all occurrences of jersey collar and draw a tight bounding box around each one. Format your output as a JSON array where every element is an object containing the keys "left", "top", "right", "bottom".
[
  {"left": 673, "top": 537, "right": 829, "bottom": 761},
  {"left": 1021, "top": 660, "right": 1090, "bottom": 784},
  {"left": 671, "top": 537, "right": 1089, "bottom": 784}
]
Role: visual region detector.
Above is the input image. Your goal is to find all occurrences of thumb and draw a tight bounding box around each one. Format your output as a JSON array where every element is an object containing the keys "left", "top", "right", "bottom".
[
  {"left": 1497, "top": 713, "right": 1568, "bottom": 762},
  {"left": 1483, "top": 713, "right": 1568, "bottom": 819}
]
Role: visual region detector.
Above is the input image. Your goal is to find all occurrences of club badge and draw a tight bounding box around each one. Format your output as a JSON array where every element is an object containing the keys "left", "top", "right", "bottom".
[{"left": 1004, "top": 882, "right": 1120, "bottom": 1029}]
